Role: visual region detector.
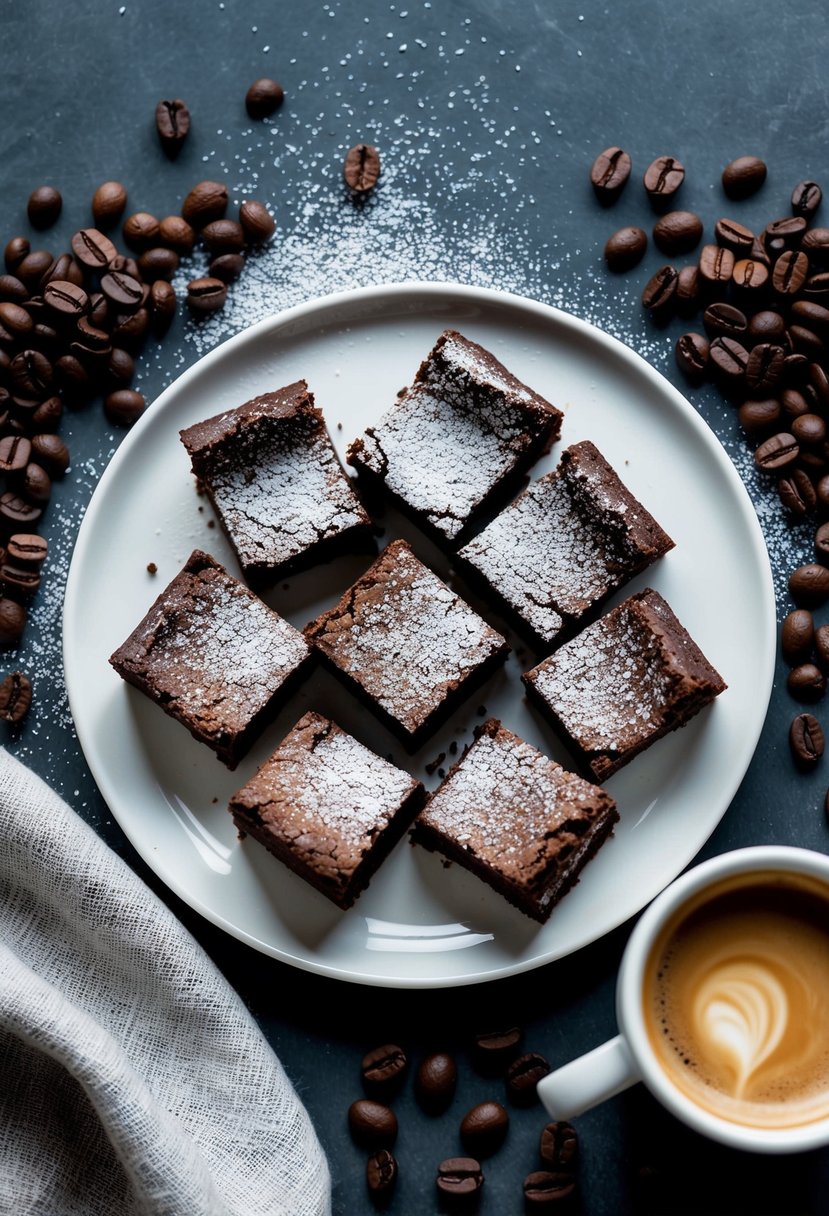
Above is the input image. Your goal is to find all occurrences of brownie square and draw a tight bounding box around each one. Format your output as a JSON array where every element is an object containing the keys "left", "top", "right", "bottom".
[
  {"left": 229, "top": 711, "right": 425, "bottom": 909},
  {"left": 346, "top": 329, "right": 563, "bottom": 548},
  {"left": 523, "top": 588, "right": 727, "bottom": 782},
  {"left": 109, "top": 550, "right": 313, "bottom": 768},
  {"left": 180, "top": 380, "right": 374, "bottom": 584},
  {"left": 457, "top": 440, "right": 675, "bottom": 651},
  {"left": 411, "top": 719, "right": 618, "bottom": 923},
  {"left": 304, "top": 539, "right": 510, "bottom": 750}
]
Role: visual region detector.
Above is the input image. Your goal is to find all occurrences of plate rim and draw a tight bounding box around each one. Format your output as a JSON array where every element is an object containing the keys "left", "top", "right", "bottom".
[{"left": 63, "top": 279, "right": 777, "bottom": 988}]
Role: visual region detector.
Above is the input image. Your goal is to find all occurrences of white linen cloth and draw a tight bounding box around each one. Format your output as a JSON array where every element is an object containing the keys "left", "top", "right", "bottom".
[{"left": 0, "top": 748, "right": 331, "bottom": 1216}]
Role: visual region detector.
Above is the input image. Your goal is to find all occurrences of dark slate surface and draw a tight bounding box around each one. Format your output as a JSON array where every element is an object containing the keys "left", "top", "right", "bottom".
[{"left": 2, "top": 1, "right": 829, "bottom": 1212}]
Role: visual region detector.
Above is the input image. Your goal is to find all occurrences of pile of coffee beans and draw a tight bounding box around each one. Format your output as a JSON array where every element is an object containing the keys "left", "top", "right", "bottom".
[
  {"left": 593, "top": 147, "right": 829, "bottom": 805},
  {"left": 346, "top": 1030, "right": 569, "bottom": 1209}
]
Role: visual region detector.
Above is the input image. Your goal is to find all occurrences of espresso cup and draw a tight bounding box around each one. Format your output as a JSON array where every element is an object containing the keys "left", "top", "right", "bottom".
[{"left": 537, "top": 846, "right": 829, "bottom": 1153}]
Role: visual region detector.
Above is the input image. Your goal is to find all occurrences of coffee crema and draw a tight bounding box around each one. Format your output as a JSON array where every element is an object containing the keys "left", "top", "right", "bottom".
[{"left": 644, "top": 871, "right": 829, "bottom": 1130}]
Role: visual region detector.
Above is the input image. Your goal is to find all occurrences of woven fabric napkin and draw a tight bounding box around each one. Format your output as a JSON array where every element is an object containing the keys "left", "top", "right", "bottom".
[{"left": 0, "top": 748, "right": 331, "bottom": 1216}]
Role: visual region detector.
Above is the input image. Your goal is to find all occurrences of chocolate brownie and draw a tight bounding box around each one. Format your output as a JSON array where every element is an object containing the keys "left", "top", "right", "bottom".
[
  {"left": 411, "top": 719, "right": 618, "bottom": 922},
  {"left": 457, "top": 440, "right": 675, "bottom": 651},
  {"left": 523, "top": 588, "right": 727, "bottom": 781},
  {"left": 346, "top": 329, "right": 563, "bottom": 548},
  {"left": 229, "top": 711, "right": 425, "bottom": 909},
  {"left": 304, "top": 539, "right": 510, "bottom": 750},
  {"left": 180, "top": 381, "right": 374, "bottom": 584},
  {"left": 109, "top": 550, "right": 313, "bottom": 767}
]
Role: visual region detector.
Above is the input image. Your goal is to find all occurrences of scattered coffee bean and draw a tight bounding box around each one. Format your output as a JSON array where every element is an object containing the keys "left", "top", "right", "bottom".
[
  {"left": 505, "top": 1052, "right": 550, "bottom": 1105},
  {"left": 746, "top": 343, "right": 785, "bottom": 394},
  {"left": 415, "top": 1052, "right": 458, "bottom": 1113},
  {"left": 0, "top": 671, "right": 32, "bottom": 722},
  {"left": 0, "top": 598, "right": 26, "bottom": 647},
  {"left": 732, "top": 257, "right": 769, "bottom": 293},
  {"left": 652, "top": 210, "right": 702, "bottom": 255},
  {"left": 366, "top": 1149, "right": 397, "bottom": 1204},
  {"left": 201, "top": 219, "right": 246, "bottom": 255},
  {"left": 714, "top": 217, "right": 755, "bottom": 253},
  {"left": 16, "top": 250, "right": 53, "bottom": 290},
  {"left": 22, "top": 463, "right": 51, "bottom": 504},
  {"left": 539, "top": 1121, "right": 579, "bottom": 1169},
  {"left": 137, "top": 247, "right": 179, "bottom": 282},
  {"left": 754, "top": 432, "right": 799, "bottom": 472},
  {"left": 802, "top": 228, "right": 829, "bottom": 265},
  {"left": 0, "top": 436, "right": 31, "bottom": 474},
  {"left": 123, "top": 211, "right": 160, "bottom": 251},
  {"left": 703, "top": 302, "right": 747, "bottom": 338},
  {"left": 361, "top": 1044, "right": 407, "bottom": 1097},
  {"left": 239, "top": 200, "right": 276, "bottom": 243},
  {"left": 1, "top": 564, "right": 40, "bottom": 601},
  {"left": 435, "top": 1157, "right": 483, "bottom": 1203},
  {"left": 92, "top": 181, "right": 128, "bottom": 228},
  {"left": 0, "top": 273, "right": 28, "bottom": 302},
  {"left": 43, "top": 280, "right": 88, "bottom": 319},
  {"left": 245, "top": 78, "right": 285, "bottom": 119},
  {"left": 641, "top": 264, "right": 678, "bottom": 316},
  {"left": 675, "top": 265, "right": 700, "bottom": 312},
  {"left": 790, "top": 713, "right": 825, "bottom": 767},
  {"left": 459, "top": 1101, "right": 509, "bottom": 1157},
  {"left": 70, "top": 228, "right": 118, "bottom": 270},
  {"left": 347, "top": 1099, "right": 398, "bottom": 1150},
  {"left": 790, "top": 562, "right": 829, "bottom": 606},
  {"left": 155, "top": 98, "right": 190, "bottom": 156},
  {"left": 589, "top": 146, "right": 631, "bottom": 205},
  {"left": 699, "top": 243, "right": 735, "bottom": 289},
  {"left": 792, "top": 181, "right": 822, "bottom": 220},
  {"left": 104, "top": 389, "right": 146, "bottom": 427},
  {"left": 186, "top": 276, "right": 228, "bottom": 314},
  {"left": 782, "top": 610, "right": 815, "bottom": 665},
  {"left": 643, "top": 155, "right": 684, "bottom": 206},
  {"left": 748, "top": 310, "right": 786, "bottom": 342},
  {"left": 722, "top": 155, "right": 767, "bottom": 199},
  {"left": 7, "top": 534, "right": 47, "bottom": 568},
  {"left": 149, "top": 280, "right": 177, "bottom": 331},
  {"left": 209, "top": 253, "right": 245, "bottom": 283},
  {"left": 0, "top": 301, "right": 33, "bottom": 338},
  {"left": 772, "top": 249, "right": 810, "bottom": 296},
  {"left": 709, "top": 335, "right": 749, "bottom": 381},
  {"left": 182, "top": 180, "right": 229, "bottom": 228},
  {"left": 788, "top": 662, "right": 827, "bottom": 702},
  {"left": 105, "top": 347, "right": 135, "bottom": 388},
  {"left": 474, "top": 1027, "right": 523, "bottom": 1073},
  {"left": 523, "top": 1171, "right": 577, "bottom": 1210},
  {"left": 344, "top": 144, "right": 382, "bottom": 193},
  {"left": 604, "top": 226, "right": 646, "bottom": 272},
  {"left": 4, "top": 237, "right": 29, "bottom": 273},
  {"left": 158, "top": 215, "right": 196, "bottom": 254},
  {"left": 675, "top": 332, "right": 709, "bottom": 380},
  {"left": 27, "top": 186, "right": 62, "bottom": 229}
]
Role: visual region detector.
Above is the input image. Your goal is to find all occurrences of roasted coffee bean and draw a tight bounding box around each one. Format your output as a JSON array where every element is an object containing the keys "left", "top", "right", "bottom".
[
  {"left": 44, "top": 254, "right": 83, "bottom": 291},
  {"left": 344, "top": 144, "right": 382, "bottom": 193},
  {"left": 781, "top": 387, "right": 810, "bottom": 418},
  {"left": 0, "top": 275, "right": 28, "bottom": 303},
  {"left": 604, "top": 226, "right": 647, "bottom": 272},
  {"left": 643, "top": 155, "right": 684, "bottom": 205},
  {"left": 104, "top": 389, "right": 146, "bottom": 427},
  {"left": 10, "top": 352, "right": 52, "bottom": 399},
  {"left": 366, "top": 1149, "right": 397, "bottom": 1204},
  {"left": 810, "top": 363, "right": 829, "bottom": 410},
  {"left": 540, "top": 1121, "right": 578, "bottom": 1169},
  {"left": 182, "top": 180, "right": 229, "bottom": 228},
  {"left": 157, "top": 215, "right": 196, "bottom": 254},
  {"left": 43, "top": 280, "right": 88, "bottom": 320},
  {"left": 137, "top": 247, "right": 179, "bottom": 282},
  {"left": 474, "top": 1027, "right": 523, "bottom": 1072},
  {"left": 782, "top": 609, "right": 815, "bottom": 664},
  {"left": 100, "top": 271, "right": 143, "bottom": 311},
  {"left": 0, "top": 436, "right": 30, "bottom": 473},
  {"left": 186, "top": 277, "right": 227, "bottom": 313},
  {"left": 523, "top": 1171, "right": 577, "bottom": 1210},
  {"left": 652, "top": 210, "right": 702, "bottom": 256},
  {"left": 0, "top": 598, "right": 26, "bottom": 646},
  {"left": 675, "top": 332, "right": 709, "bottom": 380},
  {"left": 27, "top": 186, "right": 62, "bottom": 229},
  {"left": 361, "top": 1044, "right": 407, "bottom": 1096},
  {"left": 7, "top": 534, "right": 47, "bottom": 568},
  {"left": 209, "top": 254, "right": 245, "bottom": 283},
  {"left": 0, "top": 669, "right": 31, "bottom": 722},
  {"left": 790, "top": 325, "right": 825, "bottom": 358},
  {"left": 790, "top": 712, "right": 825, "bottom": 767},
  {"left": 778, "top": 468, "right": 816, "bottom": 517},
  {"left": 722, "top": 155, "right": 766, "bottom": 199},
  {"left": 505, "top": 1052, "right": 550, "bottom": 1105},
  {"left": 788, "top": 663, "right": 827, "bottom": 702},
  {"left": 105, "top": 348, "right": 135, "bottom": 388},
  {"left": 745, "top": 343, "right": 785, "bottom": 394},
  {"left": 739, "top": 397, "right": 780, "bottom": 436},
  {"left": 589, "top": 146, "right": 631, "bottom": 204},
  {"left": 149, "top": 280, "right": 176, "bottom": 331},
  {"left": 123, "top": 211, "right": 160, "bottom": 251},
  {"left": 747, "top": 311, "right": 785, "bottom": 344},
  {"left": 0, "top": 302, "right": 33, "bottom": 339},
  {"left": 675, "top": 265, "right": 700, "bottom": 312},
  {"left": 641, "top": 265, "right": 677, "bottom": 316},
  {"left": 22, "top": 463, "right": 51, "bottom": 504},
  {"left": 792, "top": 301, "right": 829, "bottom": 335},
  {"left": 71, "top": 228, "right": 117, "bottom": 271},
  {"left": 709, "top": 335, "right": 748, "bottom": 381},
  {"left": 1, "top": 563, "right": 40, "bottom": 600},
  {"left": 714, "top": 217, "right": 755, "bottom": 253},
  {"left": 239, "top": 199, "right": 276, "bottom": 243},
  {"left": 16, "top": 250, "right": 54, "bottom": 291},
  {"left": 92, "top": 180, "right": 128, "bottom": 227},
  {"left": 703, "top": 302, "right": 747, "bottom": 339},
  {"left": 415, "top": 1052, "right": 458, "bottom": 1113},
  {"left": 732, "top": 257, "right": 769, "bottom": 293},
  {"left": 815, "top": 624, "right": 829, "bottom": 671},
  {"left": 790, "top": 562, "right": 829, "bottom": 606},
  {"left": 699, "top": 243, "right": 735, "bottom": 288},
  {"left": 0, "top": 492, "right": 40, "bottom": 528},
  {"left": 347, "top": 1099, "right": 397, "bottom": 1149},
  {"left": 4, "top": 238, "right": 29, "bottom": 274},
  {"left": 29, "top": 433, "right": 68, "bottom": 476},
  {"left": 459, "top": 1101, "right": 509, "bottom": 1157},
  {"left": 792, "top": 180, "right": 822, "bottom": 219},
  {"left": 764, "top": 216, "right": 807, "bottom": 254},
  {"left": 111, "top": 307, "right": 150, "bottom": 350},
  {"left": 802, "top": 228, "right": 829, "bottom": 266},
  {"left": 772, "top": 250, "right": 809, "bottom": 296},
  {"left": 201, "top": 219, "right": 245, "bottom": 255},
  {"left": 792, "top": 413, "right": 826, "bottom": 448},
  {"left": 31, "top": 395, "right": 62, "bottom": 431},
  {"left": 435, "top": 1158, "right": 483, "bottom": 1202},
  {"left": 816, "top": 521, "right": 829, "bottom": 563},
  {"left": 245, "top": 77, "right": 285, "bottom": 119},
  {"left": 155, "top": 98, "right": 190, "bottom": 155},
  {"left": 815, "top": 473, "right": 829, "bottom": 513},
  {"left": 754, "top": 432, "right": 799, "bottom": 471},
  {"left": 804, "top": 272, "right": 829, "bottom": 300}
]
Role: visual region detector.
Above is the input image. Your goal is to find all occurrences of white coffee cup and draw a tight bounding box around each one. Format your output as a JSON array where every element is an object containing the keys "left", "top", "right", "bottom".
[{"left": 537, "top": 846, "right": 829, "bottom": 1153}]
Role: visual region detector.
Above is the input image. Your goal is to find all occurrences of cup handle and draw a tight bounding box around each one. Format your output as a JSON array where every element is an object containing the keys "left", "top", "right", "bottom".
[{"left": 536, "top": 1035, "right": 639, "bottom": 1120}]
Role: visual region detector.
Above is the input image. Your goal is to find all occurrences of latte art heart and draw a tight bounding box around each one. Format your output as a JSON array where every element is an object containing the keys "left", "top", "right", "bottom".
[{"left": 692, "top": 962, "right": 788, "bottom": 1098}]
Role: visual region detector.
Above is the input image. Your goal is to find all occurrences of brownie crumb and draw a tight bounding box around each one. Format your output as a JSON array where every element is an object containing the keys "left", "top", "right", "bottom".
[
  {"left": 449, "top": 740, "right": 458, "bottom": 755},
  {"left": 425, "top": 751, "right": 446, "bottom": 776}
]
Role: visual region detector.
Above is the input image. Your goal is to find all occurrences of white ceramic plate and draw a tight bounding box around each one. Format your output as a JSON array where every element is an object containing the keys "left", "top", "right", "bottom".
[{"left": 63, "top": 282, "right": 775, "bottom": 988}]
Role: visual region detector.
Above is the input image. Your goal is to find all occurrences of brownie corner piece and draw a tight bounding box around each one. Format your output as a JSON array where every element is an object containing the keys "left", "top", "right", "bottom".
[
  {"left": 228, "top": 711, "right": 425, "bottom": 909},
  {"left": 108, "top": 547, "right": 312, "bottom": 767},
  {"left": 303, "top": 538, "right": 509, "bottom": 750},
  {"left": 523, "top": 588, "right": 727, "bottom": 782},
  {"left": 411, "top": 718, "right": 618, "bottom": 922},
  {"left": 179, "top": 380, "right": 373, "bottom": 584}
]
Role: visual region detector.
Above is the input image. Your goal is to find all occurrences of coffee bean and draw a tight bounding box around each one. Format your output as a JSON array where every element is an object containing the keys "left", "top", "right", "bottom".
[
  {"left": 590, "top": 146, "right": 631, "bottom": 204},
  {"left": 782, "top": 387, "right": 811, "bottom": 418},
  {"left": 675, "top": 333, "right": 709, "bottom": 381},
  {"left": 155, "top": 98, "right": 190, "bottom": 155},
  {"left": 186, "top": 277, "right": 227, "bottom": 313},
  {"left": 137, "top": 247, "right": 179, "bottom": 283},
  {"left": 604, "top": 226, "right": 646, "bottom": 272},
  {"left": 27, "top": 186, "right": 62, "bottom": 229},
  {"left": 765, "top": 216, "right": 807, "bottom": 254},
  {"left": 788, "top": 663, "right": 827, "bottom": 702},
  {"left": 754, "top": 432, "right": 799, "bottom": 471},
  {"left": 435, "top": 1158, "right": 483, "bottom": 1202},
  {"left": 100, "top": 271, "right": 143, "bottom": 311},
  {"left": 0, "top": 302, "right": 33, "bottom": 339},
  {"left": 804, "top": 272, "right": 829, "bottom": 300},
  {"left": 0, "top": 274, "right": 28, "bottom": 303},
  {"left": 539, "top": 1121, "right": 578, "bottom": 1169},
  {"left": 4, "top": 238, "right": 29, "bottom": 274},
  {"left": 714, "top": 217, "right": 755, "bottom": 253},
  {"left": 802, "top": 228, "right": 829, "bottom": 266},
  {"left": 722, "top": 156, "right": 767, "bottom": 199},
  {"left": 732, "top": 257, "right": 769, "bottom": 293},
  {"left": 675, "top": 265, "right": 700, "bottom": 313},
  {"left": 1, "top": 563, "right": 40, "bottom": 601},
  {"left": 474, "top": 1027, "right": 523, "bottom": 1073},
  {"left": 31, "top": 395, "right": 62, "bottom": 431},
  {"left": 111, "top": 307, "right": 150, "bottom": 350},
  {"left": 366, "top": 1149, "right": 397, "bottom": 1204},
  {"left": 699, "top": 243, "right": 735, "bottom": 288},
  {"left": 11, "top": 351, "right": 53, "bottom": 400},
  {"left": 703, "top": 303, "right": 747, "bottom": 339},
  {"left": 105, "top": 348, "right": 135, "bottom": 388},
  {"left": 42, "top": 253, "right": 83, "bottom": 291},
  {"left": 104, "top": 389, "right": 146, "bottom": 427},
  {"left": 790, "top": 562, "right": 829, "bottom": 606},
  {"left": 245, "top": 78, "right": 285, "bottom": 119},
  {"left": 43, "top": 281, "right": 88, "bottom": 319},
  {"left": 816, "top": 521, "right": 829, "bottom": 563},
  {"left": 772, "top": 250, "right": 810, "bottom": 296},
  {"left": 652, "top": 210, "right": 702, "bottom": 255},
  {"left": 73, "top": 317, "right": 112, "bottom": 358},
  {"left": 91, "top": 180, "right": 128, "bottom": 228},
  {"left": 415, "top": 1052, "right": 458, "bottom": 1113},
  {"left": 748, "top": 310, "right": 786, "bottom": 343},
  {"left": 709, "top": 335, "right": 749, "bottom": 381},
  {"left": 792, "top": 414, "right": 827, "bottom": 448},
  {"left": 739, "top": 398, "right": 780, "bottom": 436},
  {"left": 361, "top": 1044, "right": 407, "bottom": 1097},
  {"left": 792, "top": 301, "right": 829, "bottom": 335},
  {"left": 792, "top": 180, "right": 822, "bottom": 219},
  {"left": 347, "top": 1099, "right": 397, "bottom": 1149},
  {"left": 7, "top": 534, "right": 47, "bottom": 568},
  {"left": 641, "top": 265, "right": 678, "bottom": 316},
  {"left": 459, "top": 1101, "right": 509, "bottom": 1157},
  {"left": 0, "top": 436, "right": 30, "bottom": 473},
  {"left": 344, "top": 144, "right": 381, "bottom": 193},
  {"left": 182, "top": 180, "right": 229, "bottom": 228},
  {"left": 17, "top": 251, "right": 54, "bottom": 291},
  {"left": 778, "top": 467, "right": 816, "bottom": 517},
  {"left": 746, "top": 343, "right": 785, "bottom": 394},
  {"left": 239, "top": 199, "right": 276, "bottom": 244},
  {"left": 791, "top": 715, "right": 824, "bottom": 769},
  {"left": 0, "top": 670, "right": 31, "bottom": 722},
  {"left": 201, "top": 219, "right": 246, "bottom": 256},
  {"left": 505, "top": 1052, "right": 550, "bottom": 1105},
  {"left": 157, "top": 215, "right": 196, "bottom": 254},
  {"left": 149, "top": 280, "right": 176, "bottom": 332},
  {"left": 0, "top": 492, "right": 39, "bottom": 530},
  {"left": 643, "top": 156, "right": 684, "bottom": 206},
  {"left": 0, "top": 598, "right": 26, "bottom": 646},
  {"left": 209, "top": 254, "right": 245, "bottom": 283},
  {"left": 815, "top": 624, "right": 829, "bottom": 671},
  {"left": 123, "top": 212, "right": 160, "bottom": 251},
  {"left": 523, "top": 1171, "right": 577, "bottom": 1210},
  {"left": 71, "top": 228, "right": 117, "bottom": 271},
  {"left": 22, "top": 463, "right": 50, "bottom": 504}
]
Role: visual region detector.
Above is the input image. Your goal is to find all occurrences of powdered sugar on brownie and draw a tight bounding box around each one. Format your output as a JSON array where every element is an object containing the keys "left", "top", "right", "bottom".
[{"left": 427, "top": 330, "right": 539, "bottom": 406}]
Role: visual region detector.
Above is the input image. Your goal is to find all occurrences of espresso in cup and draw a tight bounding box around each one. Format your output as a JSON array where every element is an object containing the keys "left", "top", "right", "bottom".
[{"left": 644, "top": 870, "right": 829, "bottom": 1130}]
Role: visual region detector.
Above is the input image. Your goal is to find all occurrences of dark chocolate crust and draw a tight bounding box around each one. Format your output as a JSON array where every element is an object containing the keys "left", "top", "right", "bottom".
[
  {"left": 109, "top": 549, "right": 313, "bottom": 768},
  {"left": 228, "top": 711, "right": 426, "bottom": 909}
]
